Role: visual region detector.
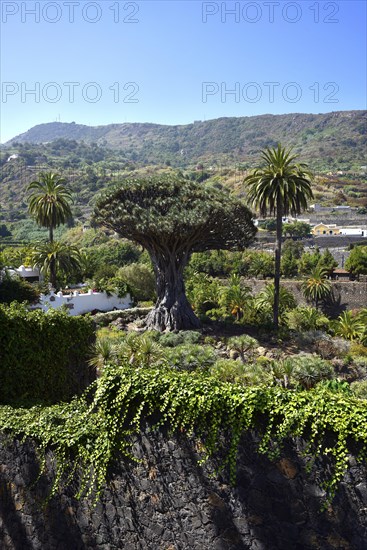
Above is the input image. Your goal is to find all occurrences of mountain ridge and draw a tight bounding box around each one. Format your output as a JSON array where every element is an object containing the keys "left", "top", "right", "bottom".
[
  {"left": 5, "top": 110, "right": 366, "bottom": 170},
  {"left": 6, "top": 109, "right": 366, "bottom": 145}
]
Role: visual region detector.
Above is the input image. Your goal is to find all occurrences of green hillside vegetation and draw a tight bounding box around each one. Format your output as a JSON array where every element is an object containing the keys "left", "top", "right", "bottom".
[
  {"left": 1, "top": 111, "right": 366, "bottom": 237},
  {"left": 5, "top": 111, "right": 366, "bottom": 171}
]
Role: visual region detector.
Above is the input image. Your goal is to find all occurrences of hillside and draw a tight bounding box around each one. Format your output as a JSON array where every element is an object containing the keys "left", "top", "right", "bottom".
[
  {"left": 1, "top": 111, "right": 366, "bottom": 236},
  {"left": 5, "top": 111, "right": 367, "bottom": 170}
]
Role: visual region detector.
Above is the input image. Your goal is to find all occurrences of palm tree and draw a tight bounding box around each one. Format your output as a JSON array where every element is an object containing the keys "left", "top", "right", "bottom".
[
  {"left": 244, "top": 144, "right": 313, "bottom": 328},
  {"left": 301, "top": 267, "right": 332, "bottom": 309},
  {"left": 27, "top": 172, "right": 73, "bottom": 243},
  {"left": 31, "top": 241, "right": 81, "bottom": 289}
]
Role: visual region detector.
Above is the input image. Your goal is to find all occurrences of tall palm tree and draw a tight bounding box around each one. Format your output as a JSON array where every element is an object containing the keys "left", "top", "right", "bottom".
[
  {"left": 244, "top": 144, "right": 313, "bottom": 328},
  {"left": 31, "top": 241, "right": 81, "bottom": 289},
  {"left": 27, "top": 172, "right": 73, "bottom": 243}
]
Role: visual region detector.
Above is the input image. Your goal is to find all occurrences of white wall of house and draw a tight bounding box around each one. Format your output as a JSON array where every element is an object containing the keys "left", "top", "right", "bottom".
[
  {"left": 15, "top": 265, "right": 42, "bottom": 281},
  {"left": 34, "top": 290, "right": 132, "bottom": 316},
  {"left": 339, "top": 228, "right": 367, "bottom": 237}
]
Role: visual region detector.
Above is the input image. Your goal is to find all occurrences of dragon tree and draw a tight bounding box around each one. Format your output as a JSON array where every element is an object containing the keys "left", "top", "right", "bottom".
[{"left": 94, "top": 176, "right": 256, "bottom": 331}]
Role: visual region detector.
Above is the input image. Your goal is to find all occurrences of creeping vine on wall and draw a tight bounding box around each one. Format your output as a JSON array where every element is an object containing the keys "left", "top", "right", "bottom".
[{"left": 0, "top": 364, "right": 366, "bottom": 504}]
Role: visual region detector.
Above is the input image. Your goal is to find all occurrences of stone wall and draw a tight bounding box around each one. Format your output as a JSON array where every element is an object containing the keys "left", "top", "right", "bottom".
[
  {"left": 0, "top": 429, "right": 366, "bottom": 550},
  {"left": 245, "top": 279, "right": 367, "bottom": 313}
]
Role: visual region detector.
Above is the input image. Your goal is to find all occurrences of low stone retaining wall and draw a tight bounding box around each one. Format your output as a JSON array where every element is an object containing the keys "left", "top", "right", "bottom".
[
  {"left": 0, "top": 430, "right": 366, "bottom": 549},
  {"left": 245, "top": 279, "right": 367, "bottom": 313}
]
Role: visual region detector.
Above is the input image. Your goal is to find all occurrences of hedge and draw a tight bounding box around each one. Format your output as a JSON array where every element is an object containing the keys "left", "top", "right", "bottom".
[{"left": 0, "top": 303, "right": 95, "bottom": 405}]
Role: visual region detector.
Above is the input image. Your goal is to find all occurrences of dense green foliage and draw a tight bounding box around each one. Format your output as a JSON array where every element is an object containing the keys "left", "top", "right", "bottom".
[
  {"left": 0, "top": 363, "right": 366, "bottom": 505},
  {"left": 282, "top": 221, "right": 311, "bottom": 238},
  {"left": 0, "top": 273, "right": 40, "bottom": 304},
  {"left": 345, "top": 246, "right": 367, "bottom": 276},
  {"left": 0, "top": 304, "right": 94, "bottom": 404}
]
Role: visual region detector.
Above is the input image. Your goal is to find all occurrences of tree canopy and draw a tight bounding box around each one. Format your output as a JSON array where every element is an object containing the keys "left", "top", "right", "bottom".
[
  {"left": 94, "top": 176, "right": 256, "bottom": 330},
  {"left": 345, "top": 245, "right": 367, "bottom": 277},
  {"left": 94, "top": 176, "right": 256, "bottom": 254}
]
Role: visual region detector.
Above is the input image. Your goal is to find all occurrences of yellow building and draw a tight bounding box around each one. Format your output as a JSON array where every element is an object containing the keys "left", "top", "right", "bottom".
[{"left": 312, "top": 223, "right": 341, "bottom": 236}]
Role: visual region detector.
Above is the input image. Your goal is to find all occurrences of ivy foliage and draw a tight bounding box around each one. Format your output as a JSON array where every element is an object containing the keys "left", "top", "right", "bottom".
[
  {"left": 0, "top": 303, "right": 95, "bottom": 404},
  {"left": 0, "top": 364, "right": 366, "bottom": 504}
]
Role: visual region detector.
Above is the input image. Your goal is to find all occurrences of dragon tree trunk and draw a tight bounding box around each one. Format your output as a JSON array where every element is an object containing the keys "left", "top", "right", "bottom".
[{"left": 145, "top": 249, "right": 200, "bottom": 331}]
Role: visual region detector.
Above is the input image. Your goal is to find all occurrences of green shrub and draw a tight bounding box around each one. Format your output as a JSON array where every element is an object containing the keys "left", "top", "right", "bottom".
[
  {"left": 165, "top": 344, "right": 216, "bottom": 372},
  {"left": 118, "top": 263, "right": 156, "bottom": 301},
  {"left": 0, "top": 303, "right": 95, "bottom": 404},
  {"left": 209, "top": 359, "right": 247, "bottom": 384},
  {"left": 292, "top": 354, "right": 335, "bottom": 389},
  {"left": 316, "top": 379, "right": 351, "bottom": 394},
  {"left": 185, "top": 273, "right": 222, "bottom": 315},
  {"left": 286, "top": 306, "right": 330, "bottom": 332},
  {"left": 350, "top": 342, "right": 367, "bottom": 357},
  {"left": 210, "top": 359, "right": 272, "bottom": 386},
  {"left": 159, "top": 330, "right": 201, "bottom": 348},
  {"left": 350, "top": 380, "right": 367, "bottom": 399},
  {"left": 0, "top": 273, "right": 40, "bottom": 304},
  {"left": 314, "top": 334, "right": 351, "bottom": 360}
]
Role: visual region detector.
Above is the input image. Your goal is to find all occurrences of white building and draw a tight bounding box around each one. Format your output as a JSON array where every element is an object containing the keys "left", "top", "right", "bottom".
[
  {"left": 338, "top": 227, "right": 367, "bottom": 237},
  {"left": 34, "top": 290, "right": 132, "bottom": 316},
  {"left": 3, "top": 265, "right": 42, "bottom": 283}
]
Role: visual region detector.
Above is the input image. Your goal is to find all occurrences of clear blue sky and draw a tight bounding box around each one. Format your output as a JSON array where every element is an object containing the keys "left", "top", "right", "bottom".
[{"left": 0, "top": 0, "right": 366, "bottom": 143}]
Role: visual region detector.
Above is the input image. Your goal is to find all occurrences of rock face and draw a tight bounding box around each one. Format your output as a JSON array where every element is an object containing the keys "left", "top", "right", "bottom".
[{"left": 0, "top": 430, "right": 366, "bottom": 549}]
